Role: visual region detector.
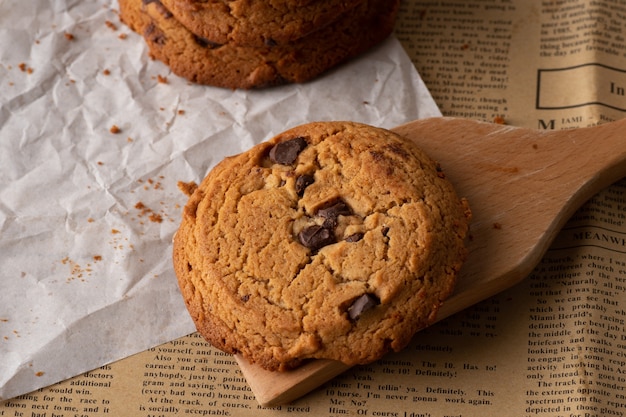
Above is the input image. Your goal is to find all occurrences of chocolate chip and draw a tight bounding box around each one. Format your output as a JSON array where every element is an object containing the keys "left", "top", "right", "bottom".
[
  {"left": 318, "top": 199, "right": 352, "bottom": 229},
  {"left": 269, "top": 137, "right": 308, "bottom": 165},
  {"left": 295, "top": 174, "right": 315, "bottom": 196},
  {"left": 348, "top": 294, "right": 380, "bottom": 320},
  {"left": 193, "top": 35, "right": 221, "bottom": 49},
  {"left": 344, "top": 232, "right": 364, "bottom": 243},
  {"left": 318, "top": 200, "right": 351, "bottom": 219},
  {"left": 144, "top": 24, "right": 166, "bottom": 45},
  {"left": 264, "top": 38, "right": 278, "bottom": 47},
  {"left": 298, "top": 225, "right": 334, "bottom": 251}
]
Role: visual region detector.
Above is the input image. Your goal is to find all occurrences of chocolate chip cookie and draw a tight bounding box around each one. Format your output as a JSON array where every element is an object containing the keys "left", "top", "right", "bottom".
[
  {"left": 173, "top": 121, "right": 471, "bottom": 371},
  {"left": 159, "top": 0, "right": 365, "bottom": 47},
  {"left": 119, "top": 0, "right": 399, "bottom": 89}
]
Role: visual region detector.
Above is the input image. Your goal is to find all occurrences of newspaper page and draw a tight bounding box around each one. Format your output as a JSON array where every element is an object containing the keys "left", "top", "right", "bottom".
[
  {"left": 4, "top": 0, "right": 626, "bottom": 416},
  {"left": 394, "top": 0, "right": 626, "bottom": 129}
]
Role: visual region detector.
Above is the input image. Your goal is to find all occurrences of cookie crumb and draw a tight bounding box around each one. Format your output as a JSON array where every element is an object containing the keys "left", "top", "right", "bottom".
[
  {"left": 103, "top": 69, "right": 111, "bottom": 76},
  {"left": 110, "top": 124, "right": 121, "bottom": 134},
  {"left": 493, "top": 116, "right": 506, "bottom": 124},
  {"left": 105, "top": 20, "right": 118, "bottom": 31},
  {"left": 157, "top": 74, "right": 168, "bottom": 83},
  {"left": 18, "top": 62, "right": 34, "bottom": 74},
  {"left": 149, "top": 213, "right": 163, "bottom": 223},
  {"left": 177, "top": 180, "right": 198, "bottom": 196},
  {"left": 118, "top": 33, "right": 128, "bottom": 40},
  {"left": 64, "top": 32, "right": 75, "bottom": 41}
]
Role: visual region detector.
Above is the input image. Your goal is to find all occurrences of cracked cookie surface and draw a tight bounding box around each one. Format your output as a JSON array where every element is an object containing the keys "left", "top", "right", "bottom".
[{"left": 173, "top": 121, "right": 471, "bottom": 371}]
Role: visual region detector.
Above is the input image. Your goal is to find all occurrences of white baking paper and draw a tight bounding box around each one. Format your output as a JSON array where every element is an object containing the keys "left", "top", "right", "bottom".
[{"left": 0, "top": 0, "right": 441, "bottom": 400}]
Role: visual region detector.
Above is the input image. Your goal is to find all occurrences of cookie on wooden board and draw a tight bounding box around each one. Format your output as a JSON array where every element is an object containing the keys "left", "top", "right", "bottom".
[{"left": 173, "top": 121, "right": 471, "bottom": 371}]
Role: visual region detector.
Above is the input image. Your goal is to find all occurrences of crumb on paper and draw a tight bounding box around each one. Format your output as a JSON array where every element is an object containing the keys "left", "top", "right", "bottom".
[
  {"left": 103, "top": 69, "right": 111, "bottom": 76},
  {"left": 177, "top": 109, "right": 185, "bottom": 115},
  {"left": 149, "top": 213, "right": 163, "bottom": 223},
  {"left": 35, "top": 371, "right": 45, "bottom": 377},
  {"left": 139, "top": 177, "right": 164, "bottom": 191},
  {"left": 18, "top": 62, "right": 34, "bottom": 74},
  {"left": 64, "top": 32, "right": 75, "bottom": 41},
  {"left": 110, "top": 124, "right": 121, "bottom": 134},
  {"left": 157, "top": 74, "right": 168, "bottom": 84},
  {"left": 118, "top": 33, "right": 128, "bottom": 40},
  {"left": 493, "top": 116, "right": 506, "bottom": 124},
  {"left": 134, "top": 201, "right": 164, "bottom": 223},
  {"left": 61, "top": 257, "right": 97, "bottom": 282},
  {"left": 105, "top": 20, "right": 117, "bottom": 31},
  {"left": 177, "top": 181, "right": 198, "bottom": 197}
]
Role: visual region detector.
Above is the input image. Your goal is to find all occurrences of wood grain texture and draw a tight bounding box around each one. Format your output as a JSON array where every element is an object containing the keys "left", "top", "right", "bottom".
[{"left": 237, "top": 117, "right": 626, "bottom": 406}]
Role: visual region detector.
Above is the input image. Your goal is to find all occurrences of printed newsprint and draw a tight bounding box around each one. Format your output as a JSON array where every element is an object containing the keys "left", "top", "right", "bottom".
[{"left": 3, "top": 0, "right": 626, "bottom": 416}]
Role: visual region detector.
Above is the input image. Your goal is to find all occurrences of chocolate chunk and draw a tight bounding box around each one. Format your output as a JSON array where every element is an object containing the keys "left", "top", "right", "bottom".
[
  {"left": 298, "top": 225, "right": 334, "bottom": 251},
  {"left": 348, "top": 294, "right": 380, "bottom": 320},
  {"left": 318, "top": 199, "right": 351, "bottom": 228},
  {"left": 344, "top": 232, "right": 364, "bottom": 243},
  {"left": 318, "top": 200, "right": 351, "bottom": 218},
  {"left": 295, "top": 174, "right": 315, "bottom": 196},
  {"left": 269, "top": 137, "right": 308, "bottom": 165},
  {"left": 144, "top": 24, "right": 166, "bottom": 45},
  {"left": 193, "top": 35, "right": 221, "bottom": 49}
]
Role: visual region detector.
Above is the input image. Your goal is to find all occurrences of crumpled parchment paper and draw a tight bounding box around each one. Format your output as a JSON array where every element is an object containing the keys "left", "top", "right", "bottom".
[{"left": 0, "top": 0, "right": 441, "bottom": 400}]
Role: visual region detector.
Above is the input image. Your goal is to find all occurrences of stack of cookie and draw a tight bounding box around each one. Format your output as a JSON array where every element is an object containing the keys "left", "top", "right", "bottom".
[
  {"left": 119, "top": 0, "right": 400, "bottom": 89},
  {"left": 173, "top": 121, "right": 471, "bottom": 371}
]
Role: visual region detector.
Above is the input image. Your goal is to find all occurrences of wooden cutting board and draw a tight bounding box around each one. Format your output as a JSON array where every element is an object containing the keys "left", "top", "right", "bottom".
[{"left": 236, "top": 117, "right": 626, "bottom": 406}]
